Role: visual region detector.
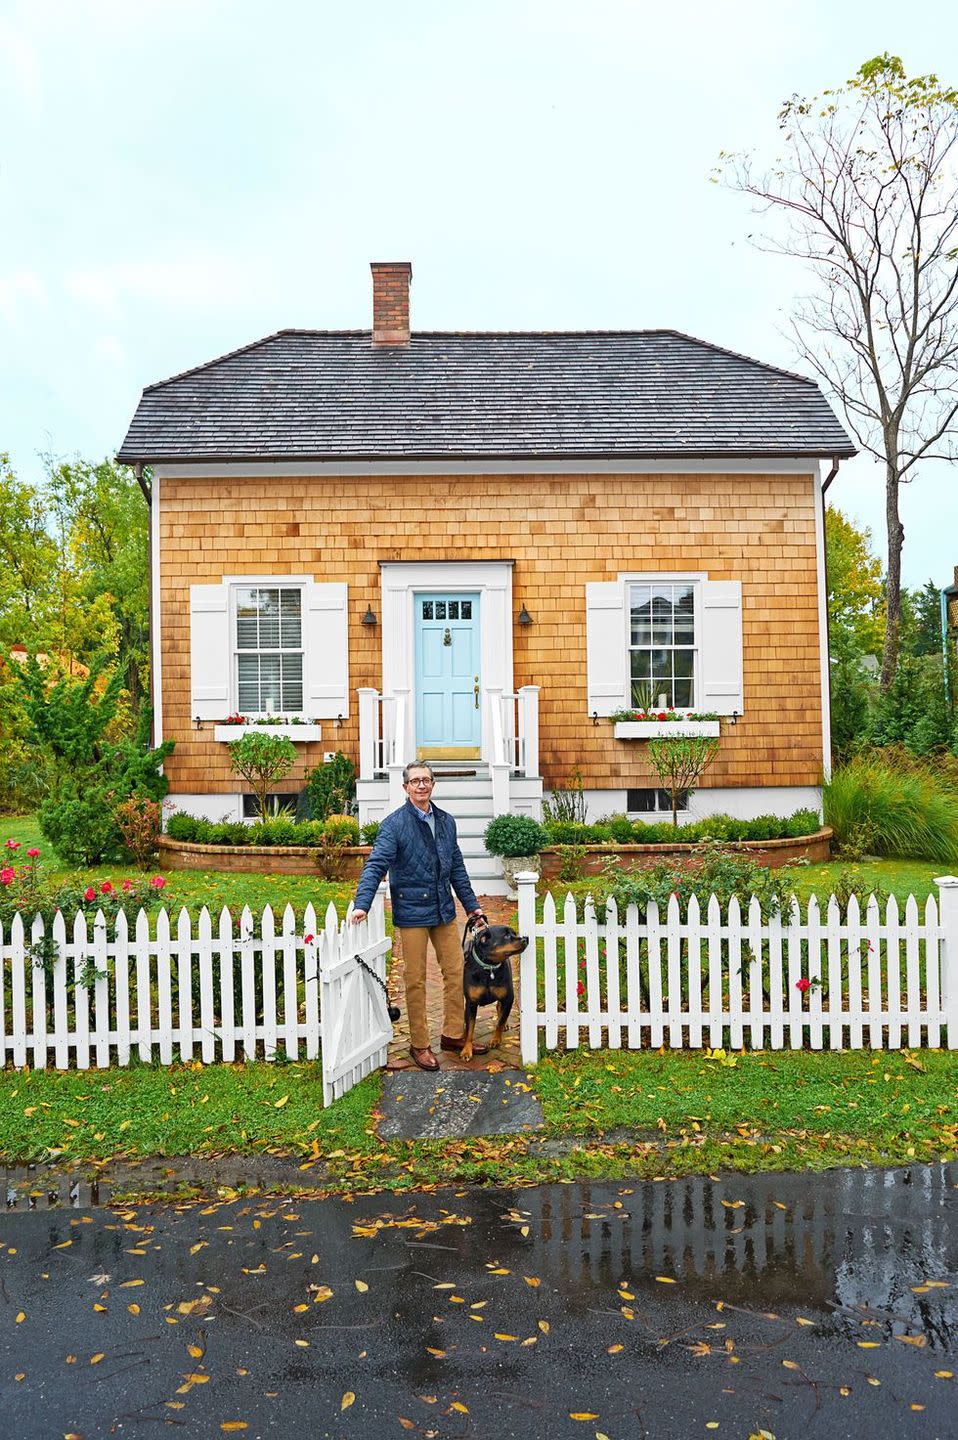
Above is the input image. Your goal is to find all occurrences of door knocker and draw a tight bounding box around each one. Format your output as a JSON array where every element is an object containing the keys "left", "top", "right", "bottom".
[{"left": 443, "top": 627, "right": 452, "bottom": 645}]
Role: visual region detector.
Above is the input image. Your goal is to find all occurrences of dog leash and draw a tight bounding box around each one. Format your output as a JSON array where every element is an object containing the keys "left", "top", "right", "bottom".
[{"left": 354, "top": 954, "right": 401, "bottom": 1022}]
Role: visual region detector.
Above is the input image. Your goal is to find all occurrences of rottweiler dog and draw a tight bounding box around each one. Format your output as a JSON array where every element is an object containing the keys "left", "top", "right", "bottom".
[{"left": 460, "top": 918, "right": 528, "bottom": 1061}]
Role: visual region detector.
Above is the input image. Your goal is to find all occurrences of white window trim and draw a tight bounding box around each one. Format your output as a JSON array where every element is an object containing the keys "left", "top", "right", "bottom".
[
  {"left": 226, "top": 576, "right": 309, "bottom": 719},
  {"left": 621, "top": 571, "right": 707, "bottom": 713}
]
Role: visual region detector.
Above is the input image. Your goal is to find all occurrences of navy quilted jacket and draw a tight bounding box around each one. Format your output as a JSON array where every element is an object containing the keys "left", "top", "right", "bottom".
[{"left": 353, "top": 800, "right": 479, "bottom": 926}]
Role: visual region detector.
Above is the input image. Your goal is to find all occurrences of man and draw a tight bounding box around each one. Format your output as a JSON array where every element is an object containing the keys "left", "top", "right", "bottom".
[{"left": 351, "top": 761, "right": 487, "bottom": 1071}]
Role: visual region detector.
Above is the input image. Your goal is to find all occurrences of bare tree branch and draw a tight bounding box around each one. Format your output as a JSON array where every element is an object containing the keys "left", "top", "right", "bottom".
[{"left": 717, "top": 53, "right": 958, "bottom": 688}]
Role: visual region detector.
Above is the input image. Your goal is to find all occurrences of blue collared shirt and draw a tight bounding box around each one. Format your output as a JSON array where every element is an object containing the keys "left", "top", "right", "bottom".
[{"left": 413, "top": 803, "right": 436, "bottom": 840}]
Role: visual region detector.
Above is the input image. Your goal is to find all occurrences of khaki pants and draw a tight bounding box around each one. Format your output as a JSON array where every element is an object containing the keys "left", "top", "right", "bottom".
[{"left": 398, "top": 921, "right": 464, "bottom": 1050}]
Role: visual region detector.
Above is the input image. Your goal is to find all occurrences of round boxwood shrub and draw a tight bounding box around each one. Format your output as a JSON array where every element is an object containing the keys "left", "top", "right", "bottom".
[{"left": 484, "top": 814, "right": 548, "bottom": 857}]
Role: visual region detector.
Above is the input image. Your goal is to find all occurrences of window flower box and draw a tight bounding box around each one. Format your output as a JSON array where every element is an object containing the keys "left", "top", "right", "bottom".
[
  {"left": 613, "top": 719, "right": 721, "bottom": 739},
  {"left": 213, "top": 722, "right": 323, "bottom": 743}
]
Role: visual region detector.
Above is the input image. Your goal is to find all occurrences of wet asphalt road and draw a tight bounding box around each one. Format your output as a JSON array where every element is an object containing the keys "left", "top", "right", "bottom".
[{"left": 1, "top": 1164, "right": 956, "bottom": 1440}]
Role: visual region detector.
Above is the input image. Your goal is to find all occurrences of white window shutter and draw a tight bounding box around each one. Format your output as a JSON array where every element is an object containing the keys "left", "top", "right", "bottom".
[
  {"left": 585, "top": 581, "right": 628, "bottom": 716},
  {"left": 305, "top": 581, "right": 349, "bottom": 719},
  {"left": 700, "top": 580, "right": 744, "bottom": 714},
  {"left": 189, "top": 584, "right": 230, "bottom": 720}
]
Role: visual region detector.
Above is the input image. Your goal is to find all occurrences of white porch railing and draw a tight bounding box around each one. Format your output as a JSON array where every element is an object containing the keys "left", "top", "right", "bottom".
[
  {"left": 516, "top": 872, "right": 958, "bottom": 1064},
  {"left": 358, "top": 684, "right": 539, "bottom": 799},
  {"left": 0, "top": 893, "right": 392, "bottom": 1103}
]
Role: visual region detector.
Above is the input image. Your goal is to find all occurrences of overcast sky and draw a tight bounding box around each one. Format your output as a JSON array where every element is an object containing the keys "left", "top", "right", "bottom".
[{"left": 1, "top": 0, "right": 955, "bottom": 586}]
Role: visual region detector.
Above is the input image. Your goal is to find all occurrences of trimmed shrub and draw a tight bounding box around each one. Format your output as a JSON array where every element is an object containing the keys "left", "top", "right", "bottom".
[
  {"left": 323, "top": 814, "right": 360, "bottom": 845},
  {"left": 484, "top": 814, "right": 548, "bottom": 857},
  {"left": 360, "top": 821, "right": 381, "bottom": 846}
]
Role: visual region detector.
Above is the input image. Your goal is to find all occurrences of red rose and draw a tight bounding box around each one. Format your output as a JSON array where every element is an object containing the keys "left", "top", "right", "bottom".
[
  {"left": 100, "top": 881, "right": 114, "bottom": 895},
  {"left": 26, "top": 847, "right": 40, "bottom": 858},
  {"left": 4, "top": 838, "right": 20, "bottom": 850},
  {"left": 795, "top": 977, "right": 811, "bottom": 993},
  {"left": 303, "top": 933, "right": 315, "bottom": 945},
  {"left": 122, "top": 880, "right": 133, "bottom": 892},
  {"left": 84, "top": 886, "right": 96, "bottom": 901},
  {"left": 149, "top": 875, "right": 167, "bottom": 890},
  {"left": 0, "top": 867, "right": 15, "bottom": 886}
]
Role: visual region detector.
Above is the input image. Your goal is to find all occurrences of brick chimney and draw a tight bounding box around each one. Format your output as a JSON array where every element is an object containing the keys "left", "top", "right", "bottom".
[{"left": 370, "top": 261, "right": 412, "bottom": 347}]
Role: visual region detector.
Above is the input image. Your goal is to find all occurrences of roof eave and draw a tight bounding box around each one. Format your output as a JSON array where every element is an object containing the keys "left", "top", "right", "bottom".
[{"left": 118, "top": 445, "right": 858, "bottom": 466}]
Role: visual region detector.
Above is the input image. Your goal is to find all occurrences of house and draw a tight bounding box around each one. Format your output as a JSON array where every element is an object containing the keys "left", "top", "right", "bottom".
[{"left": 117, "top": 262, "right": 855, "bottom": 884}]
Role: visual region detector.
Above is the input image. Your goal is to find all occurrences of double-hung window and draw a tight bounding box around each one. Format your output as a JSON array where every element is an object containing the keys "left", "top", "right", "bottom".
[
  {"left": 628, "top": 581, "right": 696, "bottom": 709},
  {"left": 235, "top": 586, "right": 304, "bottom": 713}
]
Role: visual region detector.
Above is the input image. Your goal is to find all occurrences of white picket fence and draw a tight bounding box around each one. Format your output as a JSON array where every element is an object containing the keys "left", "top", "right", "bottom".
[
  {"left": 516, "top": 872, "right": 958, "bottom": 1063},
  {"left": 0, "top": 893, "right": 392, "bottom": 1105}
]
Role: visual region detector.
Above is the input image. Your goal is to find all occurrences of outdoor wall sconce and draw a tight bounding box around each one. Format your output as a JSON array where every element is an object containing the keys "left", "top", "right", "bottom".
[
  {"left": 335, "top": 713, "right": 343, "bottom": 728},
  {"left": 591, "top": 710, "right": 599, "bottom": 726},
  {"left": 731, "top": 711, "right": 740, "bottom": 725},
  {"left": 193, "top": 715, "right": 203, "bottom": 730},
  {"left": 361, "top": 604, "right": 377, "bottom": 627},
  {"left": 518, "top": 604, "right": 533, "bottom": 626}
]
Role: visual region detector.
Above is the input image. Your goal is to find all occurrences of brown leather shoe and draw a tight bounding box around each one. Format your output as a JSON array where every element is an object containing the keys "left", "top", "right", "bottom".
[
  {"left": 410, "top": 1046, "right": 440, "bottom": 1072},
  {"left": 440, "top": 1034, "right": 490, "bottom": 1056}
]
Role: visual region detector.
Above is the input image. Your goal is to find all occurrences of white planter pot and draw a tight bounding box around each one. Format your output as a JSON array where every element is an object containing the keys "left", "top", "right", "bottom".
[
  {"left": 499, "top": 853, "right": 540, "bottom": 894},
  {"left": 213, "top": 723, "right": 323, "bottom": 742},
  {"left": 613, "top": 720, "right": 720, "bottom": 739}
]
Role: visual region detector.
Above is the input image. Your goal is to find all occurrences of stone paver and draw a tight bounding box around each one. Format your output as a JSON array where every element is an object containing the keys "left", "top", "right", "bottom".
[{"left": 385, "top": 895, "right": 523, "bottom": 1072}]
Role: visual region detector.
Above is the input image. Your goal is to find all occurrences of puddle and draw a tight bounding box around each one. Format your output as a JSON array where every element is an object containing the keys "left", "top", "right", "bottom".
[
  {"left": 478, "top": 1163, "right": 958, "bottom": 1344},
  {"left": 4, "top": 1171, "right": 110, "bottom": 1209}
]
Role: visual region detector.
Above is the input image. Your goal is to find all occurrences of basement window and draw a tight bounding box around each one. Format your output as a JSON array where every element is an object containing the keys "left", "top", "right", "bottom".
[{"left": 627, "top": 788, "right": 688, "bottom": 814}]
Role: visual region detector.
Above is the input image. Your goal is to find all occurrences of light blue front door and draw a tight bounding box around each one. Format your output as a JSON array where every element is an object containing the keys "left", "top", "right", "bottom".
[{"left": 414, "top": 593, "right": 481, "bottom": 756}]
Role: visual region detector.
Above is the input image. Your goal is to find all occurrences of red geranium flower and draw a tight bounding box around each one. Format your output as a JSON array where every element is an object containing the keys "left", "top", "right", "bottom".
[
  {"left": 84, "top": 886, "right": 96, "bottom": 901},
  {"left": 0, "top": 866, "right": 15, "bottom": 886},
  {"left": 795, "top": 977, "right": 811, "bottom": 993},
  {"left": 4, "top": 838, "right": 20, "bottom": 850},
  {"left": 26, "top": 847, "right": 40, "bottom": 858},
  {"left": 149, "top": 875, "right": 167, "bottom": 890},
  {"left": 303, "top": 933, "right": 315, "bottom": 945},
  {"left": 122, "top": 879, "right": 133, "bottom": 892},
  {"left": 576, "top": 980, "right": 585, "bottom": 997},
  {"left": 100, "top": 880, "right": 114, "bottom": 895},
  {"left": 658, "top": 712, "right": 668, "bottom": 721}
]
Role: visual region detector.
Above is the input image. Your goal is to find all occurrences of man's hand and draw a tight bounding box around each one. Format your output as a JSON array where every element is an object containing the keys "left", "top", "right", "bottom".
[
  {"left": 350, "top": 909, "right": 368, "bottom": 925},
  {"left": 467, "top": 908, "right": 488, "bottom": 928}
]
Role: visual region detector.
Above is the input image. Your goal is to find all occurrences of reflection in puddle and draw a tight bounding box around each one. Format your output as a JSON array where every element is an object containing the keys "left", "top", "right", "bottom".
[{"left": 505, "top": 1164, "right": 958, "bottom": 1344}]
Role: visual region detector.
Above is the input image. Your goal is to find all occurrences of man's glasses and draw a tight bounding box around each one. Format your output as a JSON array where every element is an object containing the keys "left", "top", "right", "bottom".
[{"left": 407, "top": 779, "right": 434, "bottom": 788}]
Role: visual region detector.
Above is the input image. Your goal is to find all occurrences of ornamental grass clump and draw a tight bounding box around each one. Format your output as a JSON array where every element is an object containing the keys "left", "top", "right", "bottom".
[{"left": 824, "top": 752, "right": 958, "bottom": 862}]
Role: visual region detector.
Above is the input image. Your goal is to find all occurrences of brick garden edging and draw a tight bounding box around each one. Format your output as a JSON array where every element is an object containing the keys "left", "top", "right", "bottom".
[
  {"left": 158, "top": 827, "right": 832, "bottom": 877},
  {"left": 157, "top": 834, "right": 371, "bottom": 876},
  {"left": 535, "top": 827, "right": 832, "bottom": 877}
]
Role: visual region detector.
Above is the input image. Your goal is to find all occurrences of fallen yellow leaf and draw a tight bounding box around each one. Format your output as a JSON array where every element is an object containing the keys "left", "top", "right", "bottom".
[
  {"left": 655, "top": 1275, "right": 676, "bottom": 1284},
  {"left": 449, "top": 1401, "right": 469, "bottom": 1414},
  {"left": 120, "top": 1279, "right": 144, "bottom": 1288},
  {"left": 341, "top": 1392, "right": 355, "bottom": 1411},
  {"left": 274, "top": 1096, "right": 289, "bottom": 1109},
  {"left": 355, "top": 1280, "right": 369, "bottom": 1293},
  {"left": 15, "top": 1312, "right": 25, "bottom": 1324},
  {"left": 220, "top": 1425, "right": 249, "bottom": 1434},
  {"left": 569, "top": 1414, "right": 599, "bottom": 1422},
  {"left": 128, "top": 1304, "right": 140, "bottom": 1316},
  {"left": 426, "top": 1347, "right": 446, "bottom": 1358},
  {"left": 188, "top": 1344, "right": 204, "bottom": 1359},
  {"left": 90, "top": 1353, "right": 105, "bottom": 1365}
]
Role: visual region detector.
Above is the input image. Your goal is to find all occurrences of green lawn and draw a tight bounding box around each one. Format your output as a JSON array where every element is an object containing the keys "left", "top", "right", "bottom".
[
  {"left": 0, "top": 813, "right": 354, "bottom": 921},
  {"left": 0, "top": 1049, "right": 954, "bottom": 1195}
]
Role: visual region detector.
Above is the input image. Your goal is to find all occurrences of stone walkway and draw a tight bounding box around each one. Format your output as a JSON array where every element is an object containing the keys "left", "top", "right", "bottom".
[{"left": 385, "top": 895, "right": 523, "bottom": 1072}]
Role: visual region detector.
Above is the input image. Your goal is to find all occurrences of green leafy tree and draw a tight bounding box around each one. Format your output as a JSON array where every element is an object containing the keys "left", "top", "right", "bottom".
[
  {"left": 645, "top": 735, "right": 720, "bottom": 827},
  {"left": 720, "top": 55, "right": 958, "bottom": 691},
  {"left": 228, "top": 732, "right": 298, "bottom": 819},
  {"left": 900, "top": 581, "right": 943, "bottom": 659},
  {"left": 825, "top": 507, "right": 885, "bottom": 661}
]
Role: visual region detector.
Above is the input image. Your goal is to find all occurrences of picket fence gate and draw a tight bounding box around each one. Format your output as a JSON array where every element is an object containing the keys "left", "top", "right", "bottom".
[
  {"left": 516, "top": 872, "right": 958, "bottom": 1064},
  {"left": 0, "top": 892, "right": 392, "bottom": 1105}
]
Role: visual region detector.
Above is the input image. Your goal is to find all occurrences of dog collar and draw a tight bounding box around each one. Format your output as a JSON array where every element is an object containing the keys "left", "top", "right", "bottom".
[{"left": 472, "top": 954, "right": 506, "bottom": 975}]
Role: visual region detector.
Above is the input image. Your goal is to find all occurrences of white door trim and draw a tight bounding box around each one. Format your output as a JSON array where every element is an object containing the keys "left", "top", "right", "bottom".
[{"left": 380, "top": 562, "right": 514, "bottom": 761}]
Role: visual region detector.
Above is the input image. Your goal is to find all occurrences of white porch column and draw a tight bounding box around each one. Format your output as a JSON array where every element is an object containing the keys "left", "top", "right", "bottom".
[
  {"left": 387, "top": 689, "right": 410, "bottom": 810},
  {"left": 518, "top": 685, "right": 540, "bottom": 778},
  {"left": 486, "top": 686, "right": 511, "bottom": 815},
  {"left": 357, "top": 688, "right": 380, "bottom": 781}
]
